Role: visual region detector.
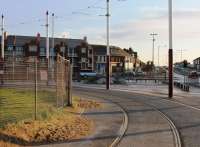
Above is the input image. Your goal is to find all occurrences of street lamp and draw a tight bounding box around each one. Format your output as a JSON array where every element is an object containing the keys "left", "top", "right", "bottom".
[
  {"left": 168, "top": 0, "right": 173, "bottom": 98},
  {"left": 150, "top": 33, "right": 158, "bottom": 65},
  {"left": 157, "top": 45, "right": 167, "bottom": 67}
]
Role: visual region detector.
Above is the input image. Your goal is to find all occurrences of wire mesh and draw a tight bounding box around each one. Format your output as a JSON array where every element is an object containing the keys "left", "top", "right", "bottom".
[{"left": 0, "top": 55, "right": 71, "bottom": 128}]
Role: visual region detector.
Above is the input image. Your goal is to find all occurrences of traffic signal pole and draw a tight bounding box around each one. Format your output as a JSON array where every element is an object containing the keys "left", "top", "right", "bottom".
[{"left": 168, "top": 0, "right": 173, "bottom": 98}]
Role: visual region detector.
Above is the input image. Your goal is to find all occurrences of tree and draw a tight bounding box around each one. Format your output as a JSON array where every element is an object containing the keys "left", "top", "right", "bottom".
[
  {"left": 183, "top": 60, "right": 188, "bottom": 68},
  {"left": 128, "top": 47, "right": 134, "bottom": 55}
]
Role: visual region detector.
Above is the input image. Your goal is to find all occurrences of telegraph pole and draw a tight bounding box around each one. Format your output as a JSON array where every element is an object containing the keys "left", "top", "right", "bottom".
[
  {"left": 46, "top": 11, "right": 50, "bottom": 84},
  {"left": 158, "top": 46, "right": 160, "bottom": 67},
  {"left": 51, "top": 13, "right": 55, "bottom": 52},
  {"left": 46, "top": 11, "right": 49, "bottom": 62},
  {"left": 106, "top": 0, "right": 110, "bottom": 90},
  {"left": 168, "top": 0, "right": 173, "bottom": 98},
  {"left": 150, "top": 33, "right": 158, "bottom": 65},
  {"left": 1, "top": 14, "right": 4, "bottom": 60}
]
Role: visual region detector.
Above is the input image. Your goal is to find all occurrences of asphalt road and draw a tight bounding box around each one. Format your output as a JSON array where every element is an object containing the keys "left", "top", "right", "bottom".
[{"left": 73, "top": 87, "right": 200, "bottom": 147}]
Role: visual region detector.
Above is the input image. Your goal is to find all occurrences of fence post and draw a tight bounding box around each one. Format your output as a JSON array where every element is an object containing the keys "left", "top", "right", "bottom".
[
  {"left": 67, "top": 61, "right": 72, "bottom": 106},
  {"left": 56, "top": 54, "right": 59, "bottom": 107},
  {"left": 0, "top": 60, "right": 4, "bottom": 85},
  {"left": 12, "top": 58, "right": 15, "bottom": 80},
  {"left": 34, "top": 57, "right": 38, "bottom": 120},
  {"left": 26, "top": 64, "right": 29, "bottom": 81}
]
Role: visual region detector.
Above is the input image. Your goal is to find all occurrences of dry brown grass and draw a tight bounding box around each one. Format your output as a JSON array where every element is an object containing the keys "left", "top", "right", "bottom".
[
  {"left": 0, "top": 112, "right": 93, "bottom": 146},
  {"left": 0, "top": 141, "right": 20, "bottom": 147},
  {"left": 0, "top": 97, "right": 101, "bottom": 146},
  {"left": 76, "top": 99, "right": 102, "bottom": 109}
]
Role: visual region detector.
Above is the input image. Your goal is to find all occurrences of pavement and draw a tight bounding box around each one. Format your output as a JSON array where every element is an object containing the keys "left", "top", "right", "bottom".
[
  {"left": 73, "top": 82, "right": 200, "bottom": 108},
  {"left": 33, "top": 94, "right": 124, "bottom": 147}
]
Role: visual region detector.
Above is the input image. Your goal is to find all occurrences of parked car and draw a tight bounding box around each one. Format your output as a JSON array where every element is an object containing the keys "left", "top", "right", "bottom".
[
  {"left": 135, "top": 71, "right": 145, "bottom": 77},
  {"left": 188, "top": 71, "right": 199, "bottom": 79},
  {"left": 80, "top": 72, "right": 97, "bottom": 78}
]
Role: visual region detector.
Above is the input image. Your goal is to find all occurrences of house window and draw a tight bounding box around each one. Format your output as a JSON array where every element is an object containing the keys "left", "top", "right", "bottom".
[
  {"left": 29, "top": 46, "right": 37, "bottom": 52},
  {"left": 99, "top": 56, "right": 102, "bottom": 62},
  {"left": 61, "top": 47, "right": 65, "bottom": 53},
  {"left": 81, "top": 63, "right": 86, "bottom": 69},
  {"left": 7, "top": 46, "right": 13, "bottom": 51},
  {"left": 97, "top": 56, "right": 100, "bottom": 62},
  {"left": 89, "top": 49, "right": 92, "bottom": 54},
  {"left": 81, "top": 48, "right": 86, "bottom": 53},
  {"left": 89, "top": 58, "right": 92, "bottom": 64},
  {"left": 81, "top": 58, "right": 86, "bottom": 62},
  {"left": 40, "top": 48, "right": 46, "bottom": 56},
  {"left": 16, "top": 47, "right": 24, "bottom": 56}
]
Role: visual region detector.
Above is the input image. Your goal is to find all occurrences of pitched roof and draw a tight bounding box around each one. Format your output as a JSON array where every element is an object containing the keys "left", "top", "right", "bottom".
[
  {"left": 1, "top": 35, "right": 84, "bottom": 48},
  {"left": 91, "top": 44, "right": 107, "bottom": 55},
  {"left": 91, "top": 44, "right": 132, "bottom": 57}
]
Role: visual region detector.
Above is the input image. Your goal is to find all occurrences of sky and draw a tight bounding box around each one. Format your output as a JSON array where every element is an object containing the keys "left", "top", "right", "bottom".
[{"left": 1, "top": 0, "right": 200, "bottom": 65}]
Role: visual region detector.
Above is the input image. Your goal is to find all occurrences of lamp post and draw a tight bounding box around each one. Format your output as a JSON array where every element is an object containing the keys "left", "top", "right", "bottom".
[
  {"left": 106, "top": 0, "right": 110, "bottom": 90},
  {"left": 150, "top": 33, "right": 158, "bottom": 65},
  {"left": 158, "top": 45, "right": 167, "bottom": 67},
  {"left": 168, "top": 0, "right": 173, "bottom": 98}
]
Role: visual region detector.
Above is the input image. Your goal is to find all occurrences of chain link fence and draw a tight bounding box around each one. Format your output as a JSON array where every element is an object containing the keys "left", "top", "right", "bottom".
[{"left": 0, "top": 55, "right": 72, "bottom": 128}]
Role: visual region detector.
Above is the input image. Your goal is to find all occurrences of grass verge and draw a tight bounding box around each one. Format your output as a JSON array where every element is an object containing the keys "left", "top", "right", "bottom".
[{"left": 0, "top": 88, "right": 101, "bottom": 147}]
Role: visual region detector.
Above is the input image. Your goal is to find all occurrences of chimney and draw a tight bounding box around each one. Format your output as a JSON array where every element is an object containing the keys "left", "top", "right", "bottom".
[{"left": 83, "top": 36, "right": 87, "bottom": 42}]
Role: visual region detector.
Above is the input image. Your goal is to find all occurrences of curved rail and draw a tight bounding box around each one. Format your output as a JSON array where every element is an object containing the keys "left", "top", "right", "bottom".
[
  {"left": 78, "top": 92, "right": 129, "bottom": 147},
  {"left": 140, "top": 101, "right": 182, "bottom": 147},
  {"left": 77, "top": 90, "right": 182, "bottom": 147}
]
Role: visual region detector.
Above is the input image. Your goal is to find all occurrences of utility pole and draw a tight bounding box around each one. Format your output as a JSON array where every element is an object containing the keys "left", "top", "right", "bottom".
[
  {"left": 158, "top": 45, "right": 167, "bottom": 67},
  {"left": 1, "top": 14, "right": 4, "bottom": 60},
  {"left": 51, "top": 13, "right": 55, "bottom": 52},
  {"left": 46, "top": 11, "right": 49, "bottom": 63},
  {"left": 106, "top": 0, "right": 110, "bottom": 90},
  {"left": 158, "top": 45, "right": 160, "bottom": 67},
  {"left": 50, "top": 13, "right": 55, "bottom": 79},
  {"left": 46, "top": 11, "right": 50, "bottom": 84},
  {"left": 12, "top": 36, "right": 16, "bottom": 80},
  {"left": 168, "top": 0, "right": 173, "bottom": 98},
  {"left": 150, "top": 33, "right": 158, "bottom": 65}
]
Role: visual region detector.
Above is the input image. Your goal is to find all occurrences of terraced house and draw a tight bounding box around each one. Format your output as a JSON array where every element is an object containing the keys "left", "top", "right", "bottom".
[
  {"left": 193, "top": 57, "right": 200, "bottom": 72},
  {"left": 1, "top": 35, "right": 142, "bottom": 78},
  {"left": 92, "top": 45, "right": 141, "bottom": 75},
  {"left": 0, "top": 35, "right": 93, "bottom": 79}
]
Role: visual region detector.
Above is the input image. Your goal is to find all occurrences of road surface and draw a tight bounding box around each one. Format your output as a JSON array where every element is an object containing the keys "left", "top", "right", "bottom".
[{"left": 70, "top": 86, "right": 200, "bottom": 147}]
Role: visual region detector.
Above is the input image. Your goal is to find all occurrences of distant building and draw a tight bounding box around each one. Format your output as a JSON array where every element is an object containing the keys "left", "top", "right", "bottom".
[
  {"left": 0, "top": 35, "right": 93, "bottom": 79},
  {"left": 193, "top": 57, "right": 200, "bottom": 71},
  {"left": 92, "top": 45, "right": 141, "bottom": 75},
  {"left": 1, "top": 35, "right": 143, "bottom": 78}
]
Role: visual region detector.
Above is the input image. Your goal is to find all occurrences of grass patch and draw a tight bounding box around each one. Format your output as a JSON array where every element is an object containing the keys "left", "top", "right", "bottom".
[
  {"left": 0, "top": 88, "right": 102, "bottom": 146},
  {"left": 0, "top": 88, "right": 57, "bottom": 128}
]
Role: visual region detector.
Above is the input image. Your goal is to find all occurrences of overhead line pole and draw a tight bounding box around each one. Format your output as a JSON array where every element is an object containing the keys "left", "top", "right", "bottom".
[
  {"left": 1, "top": 15, "right": 4, "bottom": 60},
  {"left": 52, "top": 13, "right": 55, "bottom": 52},
  {"left": 46, "top": 11, "right": 50, "bottom": 64},
  {"left": 46, "top": 11, "right": 50, "bottom": 84},
  {"left": 168, "top": 0, "right": 173, "bottom": 98},
  {"left": 106, "top": 0, "right": 110, "bottom": 90}
]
